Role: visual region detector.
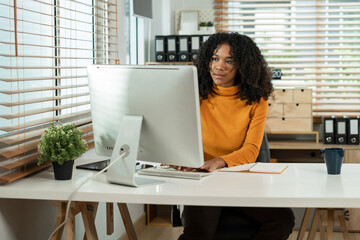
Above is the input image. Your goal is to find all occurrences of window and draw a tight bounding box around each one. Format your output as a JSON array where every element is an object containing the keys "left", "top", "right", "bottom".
[
  {"left": 0, "top": 0, "right": 118, "bottom": 183},
  {"left": 214, "top": 0, "right": 360, "bottom": 117}
]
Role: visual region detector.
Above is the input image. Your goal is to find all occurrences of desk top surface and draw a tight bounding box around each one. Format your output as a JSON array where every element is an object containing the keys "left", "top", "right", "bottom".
[{"left": 2, "top": 162, "right": 360, "bottom": 208}]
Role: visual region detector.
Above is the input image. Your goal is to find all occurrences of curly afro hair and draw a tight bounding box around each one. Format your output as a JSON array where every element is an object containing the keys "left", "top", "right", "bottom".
[{"left": 194, "top": 32, "right": 273, "bottom": 105}]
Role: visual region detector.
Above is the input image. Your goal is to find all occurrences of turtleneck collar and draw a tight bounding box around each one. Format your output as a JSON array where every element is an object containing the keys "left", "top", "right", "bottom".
[{"left": 212, "top": 84, "right": 239, "bottom": 100}]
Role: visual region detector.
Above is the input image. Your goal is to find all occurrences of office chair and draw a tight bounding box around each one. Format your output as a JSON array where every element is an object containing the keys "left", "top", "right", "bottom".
[
  {"left": 173, "top": 132, "right": 270, "bottom": 239},
  {"left": 214, "top": 131, "right": 270, "bottom": 240}
]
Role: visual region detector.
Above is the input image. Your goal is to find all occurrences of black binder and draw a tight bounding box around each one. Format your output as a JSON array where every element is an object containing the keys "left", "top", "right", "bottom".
[
  {"left": 155, "top": 36, "right": 166, "bottom": 62},
  {"left": 348, "top": 118, "right": 359, "bottom": 145},
  {"left": 166, "top": 35, "right": 178, "bottom": 62},
  {"left": 178, "top": 35, "right": 190, "bottom": 62},
  {"left": 201, "top": 35, "right": 211, "bottom": 44},
  {"left": 335, "top": 117, "right": 348, "bottom": 144},
  {"left": 190, "top": 35, "right": 201, "bottom": 61},
  {"left": 323, "top": 117, "right": 335, "bottom": 144}
]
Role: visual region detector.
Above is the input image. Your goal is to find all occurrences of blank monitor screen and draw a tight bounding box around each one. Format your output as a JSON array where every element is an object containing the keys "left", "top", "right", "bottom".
[{"left": 87, "top": 65, "right": 204, "bottom": 170}]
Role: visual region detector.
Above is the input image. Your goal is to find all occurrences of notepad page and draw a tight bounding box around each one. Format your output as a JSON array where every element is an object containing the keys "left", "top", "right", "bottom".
[
  {"left": 219, "top": 162, "right": 288, "bottom": 174},
  {"left": 219, "top": 163, "right": 256, "bottom": 172},
  {"left": 249, "top": 162, "right": 288, "bottom": 174}
]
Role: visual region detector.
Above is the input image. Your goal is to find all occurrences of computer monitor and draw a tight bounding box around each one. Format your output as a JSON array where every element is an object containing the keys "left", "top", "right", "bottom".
[{"left": 87, "top": 64, "right": 204, "bottom": 187}]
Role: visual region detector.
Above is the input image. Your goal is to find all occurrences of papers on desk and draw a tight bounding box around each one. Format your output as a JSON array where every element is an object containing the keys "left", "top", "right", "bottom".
[{"left": 219, "top": 162, "right": 288, "bottom": 174}]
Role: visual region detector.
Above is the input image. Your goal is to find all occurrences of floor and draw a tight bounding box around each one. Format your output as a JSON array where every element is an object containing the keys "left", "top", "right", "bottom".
[{"left": 122, "top": 225, "right": 360, "bottom": 240}]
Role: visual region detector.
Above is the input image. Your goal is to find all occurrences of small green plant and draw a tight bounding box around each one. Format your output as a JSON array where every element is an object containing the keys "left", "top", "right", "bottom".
[
  {"left": 37, "top": 123, "right": 87, "bottom": 166},
  {"left": 207, "top": 21, "right": 214, "bottom": 27},
  {"left": 199, "top": 22, "right": 207, "bottom": 27}
]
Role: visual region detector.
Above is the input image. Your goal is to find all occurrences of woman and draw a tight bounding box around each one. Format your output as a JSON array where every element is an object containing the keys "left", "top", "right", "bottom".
[{"left": 178, "top": 33, "right": 295, "bottom": 240}]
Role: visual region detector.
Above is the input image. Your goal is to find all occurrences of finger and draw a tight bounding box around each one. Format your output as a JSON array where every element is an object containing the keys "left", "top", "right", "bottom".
[
  {"left": 199, "top": 164, "right": 209, "bottom": 170},
  {"left": 182, "top": 167, "right": 193, "bottom": 172}
]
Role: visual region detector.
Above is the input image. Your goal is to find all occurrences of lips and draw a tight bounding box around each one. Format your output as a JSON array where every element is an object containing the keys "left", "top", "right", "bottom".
[{"left": 213, "top": 73, "right": 225, "bottom": 78}]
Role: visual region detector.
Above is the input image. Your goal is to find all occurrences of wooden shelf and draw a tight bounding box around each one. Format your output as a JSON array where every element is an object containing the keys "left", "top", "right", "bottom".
[
  {"left": 146, "top": 62, "right": 193, "bottom": 65},
  {"left": 266, "top": 131, "right": 319, "bottom": 143},
  {"left": 268, "top": 140, "right": 360, "bottom": 150}
]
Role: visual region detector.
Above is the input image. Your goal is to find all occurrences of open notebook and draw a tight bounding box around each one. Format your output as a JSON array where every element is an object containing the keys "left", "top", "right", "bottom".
[{"left": 219, "top": 162, "right": 288, "bottom": 174}]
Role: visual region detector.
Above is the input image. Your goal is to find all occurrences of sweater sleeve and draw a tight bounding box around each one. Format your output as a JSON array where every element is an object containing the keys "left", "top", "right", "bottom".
[{"left": 220, "top": 98, "right": 268, "bottom": 167}]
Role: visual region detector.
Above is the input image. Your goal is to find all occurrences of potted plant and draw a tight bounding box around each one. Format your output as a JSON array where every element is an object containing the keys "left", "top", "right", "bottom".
[
  {"left": 207, "top": 21, "right": 215, "bottom": 33},
  {"left": 37, "top": 123, "right": 87, "bottom": 180},
  {"left": 199, "top": 21, "right": 207, "bottom": 31}
]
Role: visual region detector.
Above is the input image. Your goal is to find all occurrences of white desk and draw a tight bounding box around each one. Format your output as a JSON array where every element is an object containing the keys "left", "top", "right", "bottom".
[{"left": 1, "top": 163, "right": 360, "bottom": 209}]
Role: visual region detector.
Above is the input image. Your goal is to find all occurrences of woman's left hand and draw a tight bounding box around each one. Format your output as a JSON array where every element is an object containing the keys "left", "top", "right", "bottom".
[{"left": 199, "top": 157, "right": 227, "bottom": 172}]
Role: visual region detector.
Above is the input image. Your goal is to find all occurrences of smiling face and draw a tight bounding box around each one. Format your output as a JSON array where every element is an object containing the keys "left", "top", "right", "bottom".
[{"left": 209, "top": 43, "right": 238, "bottom": 88}]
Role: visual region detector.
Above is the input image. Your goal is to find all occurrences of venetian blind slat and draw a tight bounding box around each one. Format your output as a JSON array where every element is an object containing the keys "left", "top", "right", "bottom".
[
  {"left": 0, "top": 101, "right": 90, "bottom": 119},
  {"left": 0, "top": 84, "right": 88, "bottom": 94},
  {"left": 0, "top": 93, "right": 89, "bottom": 107},
  {"left": 0, "top": 162, "right": 51, "bottom": 184},
  {"left": 0, "top": 124, "right": 92, "bottom": 160},
  {"left": 0, "top": 75, "right": 88, "bottom": 82},
  {"left": 0, "top": 152, "right": 40, "bottom": 170},
  {"left": 0, "top": 109, "right": 91, "bottom": 132},
  {"left": 0, "top": 132, "right": 93, "bottom": 161}
]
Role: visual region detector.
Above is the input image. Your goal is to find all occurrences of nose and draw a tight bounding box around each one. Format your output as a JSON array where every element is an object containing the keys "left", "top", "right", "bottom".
[{"left": 215, "top": 60, "right": 226, "bottom": 70}]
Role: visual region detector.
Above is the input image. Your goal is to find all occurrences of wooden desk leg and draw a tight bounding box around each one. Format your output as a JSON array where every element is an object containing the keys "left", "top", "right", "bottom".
[
  {"left": 117, "top": 203, "right": 138, "bottom": 240},
  {"left": 64, "top": 203, "right": 78, "bottom": 240},
  {"left": 82, "top": 202, "right": 99, "bottom": 240},
  {"left": 336, "top": 210, "right": 353, "bottom": 240},
  {"left": 319, "top": 209, "right": 327, "bottom": 240},
  {"left": 106, "top": 202, "right": 114, "bottom": 235},
  {"left": 79, "top": 202, "right": 98, "bottom": 240},
  {"left": 327, "top": 209, "right": 334, "bottom": 240},
  {"left": 51, "top": 201, "right": 67, "bottom": 240},
  {"left": 297, "top": 208, "right": 312, "bottom": 240},
  {"left": 307, "top": 209, "right": 320, "bottom": 240},
  {"left": 84, "top": 202, "right": 98, "bottom": 240}
]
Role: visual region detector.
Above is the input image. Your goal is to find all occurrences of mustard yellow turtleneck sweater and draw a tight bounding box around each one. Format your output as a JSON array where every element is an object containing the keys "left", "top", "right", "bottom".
[{"left": 200, "top": 85, "right": 268, "bottom": 167}]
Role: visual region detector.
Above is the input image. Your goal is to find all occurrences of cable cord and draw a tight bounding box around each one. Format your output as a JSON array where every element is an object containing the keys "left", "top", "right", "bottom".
[{"left": 48, "top": 151, "right": 127, "bottom": 240}]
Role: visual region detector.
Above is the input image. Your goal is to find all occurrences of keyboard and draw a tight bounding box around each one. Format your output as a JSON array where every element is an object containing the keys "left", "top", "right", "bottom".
[{"left": 137, "top": 166, "right": 212, "bottom": 180}]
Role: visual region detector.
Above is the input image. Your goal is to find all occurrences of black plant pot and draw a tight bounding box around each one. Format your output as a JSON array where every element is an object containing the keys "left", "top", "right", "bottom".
[{"left": 52, "top": 161, "right": 74, "bottom": 180}]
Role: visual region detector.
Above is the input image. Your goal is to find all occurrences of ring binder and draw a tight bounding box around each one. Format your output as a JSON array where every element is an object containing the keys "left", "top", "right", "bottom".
[
  {"left": 324, "top": 117, "right": 335, "bottom": 144},
  {"left": 166, "top": 35, "right": 178, "bottom": 62},
  {"left": 190, "top": 35, "right": 201, "bottom": 61},
  {"left": 178, "top": 35, "right": 190, "bottom": 62},
  {"left": 335, "top": 117, "right": 348, "bottom": 144},
  {"left": 348, "top": 118, "right": 359, "bottom": 145},
  {"left": 201, "top": 35, "right": 211, "bottom": 44},
  {"left": 155, "top": 36, "right": 166, "bottom": 62}
]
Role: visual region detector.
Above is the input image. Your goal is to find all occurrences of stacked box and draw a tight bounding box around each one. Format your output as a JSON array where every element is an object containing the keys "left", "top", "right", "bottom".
[{"left": 265, "top": 88, "right": 313, "bottom": 132}]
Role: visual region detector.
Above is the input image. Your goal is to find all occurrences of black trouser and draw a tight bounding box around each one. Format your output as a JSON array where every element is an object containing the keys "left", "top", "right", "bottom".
[{"left": 178, "top": 206, "right": 295, "bottom": 240}]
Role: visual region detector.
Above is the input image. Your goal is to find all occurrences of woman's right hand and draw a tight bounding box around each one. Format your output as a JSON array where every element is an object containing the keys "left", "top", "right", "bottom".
[{"left": 169, "top": 165, "right": 197, "bottom": 172}]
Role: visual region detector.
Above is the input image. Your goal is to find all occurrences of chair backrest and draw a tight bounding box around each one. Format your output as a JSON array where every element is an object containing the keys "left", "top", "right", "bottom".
[{"left": 255, "top": 132, "right": 270, "bottom": 163}]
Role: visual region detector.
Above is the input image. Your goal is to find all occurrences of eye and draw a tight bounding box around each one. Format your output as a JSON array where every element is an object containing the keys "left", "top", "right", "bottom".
[
  {"left": 226, "top": 60, "right": 234, "bottom": 65},
  {"left": 211, "top": 57, "right": 219, "bottom": 62}
]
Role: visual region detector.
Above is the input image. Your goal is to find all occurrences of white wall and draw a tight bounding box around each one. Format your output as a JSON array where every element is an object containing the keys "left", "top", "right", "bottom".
[
  {"left": 149, "top": 0, "right": 213, "bottom": 62},
  {"left": 0, "top": 199, "right": 57, "bottom": 240},
  {"left": 118, "top": 0, "right": 129, "bottom": 64}
]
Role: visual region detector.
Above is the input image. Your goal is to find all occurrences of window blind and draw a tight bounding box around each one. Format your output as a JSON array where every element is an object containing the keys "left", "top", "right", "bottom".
[
  {"left": 214, "top": 0, "right": 360, "bottom": 118},
  {"left": 0, "top": 0, "right": 118, "bottom": 183}
]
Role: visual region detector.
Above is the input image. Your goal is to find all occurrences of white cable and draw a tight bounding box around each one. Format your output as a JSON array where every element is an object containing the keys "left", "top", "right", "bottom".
[{"left": 48, "top": 151, "right": 127, "bottom": 240}]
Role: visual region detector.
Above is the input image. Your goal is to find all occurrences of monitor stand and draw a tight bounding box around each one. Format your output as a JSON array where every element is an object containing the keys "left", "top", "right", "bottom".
[{"left": 106, "top": 115, "right": 165, "bottom": 187}]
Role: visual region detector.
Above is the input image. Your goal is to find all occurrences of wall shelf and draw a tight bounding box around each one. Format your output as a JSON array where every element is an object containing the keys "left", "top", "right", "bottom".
[
  {"left": 266, "top": 131, "right": 319, "bottom": 144},
  {"left": 146, "top": 62, "right": 193, "bottom": 65}
]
